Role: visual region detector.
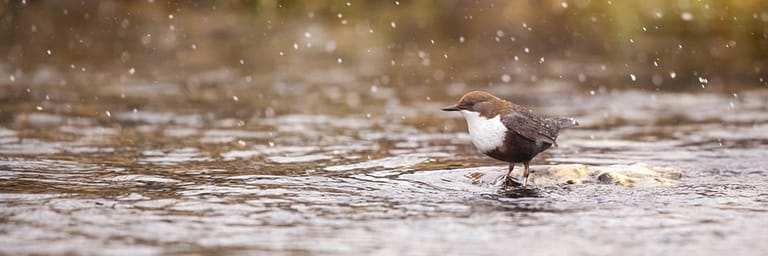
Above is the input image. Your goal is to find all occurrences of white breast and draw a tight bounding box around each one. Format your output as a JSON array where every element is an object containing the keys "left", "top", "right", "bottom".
[{"left": 460, "top": 110, "right": 507, "bottom": 153}]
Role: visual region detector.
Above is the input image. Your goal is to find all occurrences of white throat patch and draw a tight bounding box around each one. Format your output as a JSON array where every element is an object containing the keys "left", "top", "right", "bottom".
[{"left": 460, "top": 110, "right": 507, "bottom": 153}]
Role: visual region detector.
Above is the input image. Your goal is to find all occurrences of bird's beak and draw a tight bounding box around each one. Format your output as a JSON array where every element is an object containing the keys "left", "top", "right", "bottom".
[{"left": 441, "top": 105, "right": 460, "bottom": 112}]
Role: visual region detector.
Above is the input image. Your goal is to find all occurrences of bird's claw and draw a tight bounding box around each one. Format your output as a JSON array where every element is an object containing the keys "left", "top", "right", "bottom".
[{"left": 499, "top": 176, "right": 522, "bottom": 187}]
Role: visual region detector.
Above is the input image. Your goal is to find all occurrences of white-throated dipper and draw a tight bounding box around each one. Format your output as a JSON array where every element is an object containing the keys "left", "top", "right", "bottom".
[{"left": 442, "top": 91, "right": 578, "bottom": 187}]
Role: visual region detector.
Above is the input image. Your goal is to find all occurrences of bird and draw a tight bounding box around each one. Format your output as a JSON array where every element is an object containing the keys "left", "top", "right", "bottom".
[{"left": 441, "top": 91, "right": 578, "bottom": 187}]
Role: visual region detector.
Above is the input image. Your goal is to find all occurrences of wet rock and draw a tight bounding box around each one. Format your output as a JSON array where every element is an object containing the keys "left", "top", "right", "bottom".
[
  {"left": 407, "top": 163, "right": 682, "bottom": 191},
  {"left": 596, "top": 172, "right": 631, "bottom": 185},
  {"left": 545, "top": 164, "right": 591, "bottom": 185},
  {"left": 535, "top": 163, "right": 682, "bottom": 187}
]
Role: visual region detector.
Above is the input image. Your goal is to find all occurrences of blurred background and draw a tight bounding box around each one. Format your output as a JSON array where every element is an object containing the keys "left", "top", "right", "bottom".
[{"left": 1, "top": 0, "right": 767, "bottom": 120}]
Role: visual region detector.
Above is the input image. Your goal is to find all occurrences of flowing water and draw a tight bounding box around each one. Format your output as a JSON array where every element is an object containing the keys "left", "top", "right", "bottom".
[
  {"left": 2, "top": 2, "right": 768, "bottom": 255},
  {"left": 2, "top": 68, "right": 767, "bottom": 255}
]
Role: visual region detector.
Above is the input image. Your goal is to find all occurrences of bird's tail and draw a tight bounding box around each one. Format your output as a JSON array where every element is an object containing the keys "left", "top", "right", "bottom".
[{"left": 554, "top": 117, "right": 579, "bottom": 129}]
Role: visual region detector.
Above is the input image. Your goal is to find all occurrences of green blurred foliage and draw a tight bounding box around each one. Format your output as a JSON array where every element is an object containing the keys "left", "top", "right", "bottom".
[{"left": 0, "top": 0, "right": 766, "bottom": 89}]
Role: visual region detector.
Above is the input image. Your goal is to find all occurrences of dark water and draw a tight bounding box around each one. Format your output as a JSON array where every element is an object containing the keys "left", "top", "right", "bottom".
[{"left": 2, "top": 2, "right": 768, "bottom": 255}]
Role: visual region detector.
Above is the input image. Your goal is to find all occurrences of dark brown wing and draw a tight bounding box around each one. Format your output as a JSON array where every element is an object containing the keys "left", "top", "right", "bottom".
[{"left": 501, "top": 108, "right": 560, "bottom": 146}]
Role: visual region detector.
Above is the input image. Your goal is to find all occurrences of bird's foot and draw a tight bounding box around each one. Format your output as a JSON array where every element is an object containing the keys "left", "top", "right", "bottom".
[
  {"left": 499, "top": 176, "right": 522, "bottom": 187},
  {"left": 495, "top": 175, "right": 506, "bottom": 186}
]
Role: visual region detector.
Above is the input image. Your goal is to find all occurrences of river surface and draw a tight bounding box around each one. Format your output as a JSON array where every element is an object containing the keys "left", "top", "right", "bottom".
[{"left": 1, "top": 66, "right": 767, "bottom": 255}]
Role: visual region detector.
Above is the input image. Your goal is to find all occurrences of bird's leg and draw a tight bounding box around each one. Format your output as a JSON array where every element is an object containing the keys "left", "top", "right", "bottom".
[
  {"left": 522, "top": 162, "right": 530, "bottom": 187},
  {"left": 499, "top": 163, "right": 515, "bottom": 186},
  {"left": 504, "top": 163, "right": 514, "bottom": 181}
]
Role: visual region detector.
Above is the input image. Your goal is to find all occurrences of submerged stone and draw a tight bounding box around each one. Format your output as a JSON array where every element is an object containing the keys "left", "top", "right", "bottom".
[
  {"left": 529, "top": 163, "right": 681, "bottom": 187},
  {"left": 414, "top": 163, "right": 683, "bottom": 190}
]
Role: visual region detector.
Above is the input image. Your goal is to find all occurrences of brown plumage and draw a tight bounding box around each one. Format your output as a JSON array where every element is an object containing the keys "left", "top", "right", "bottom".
[{"left": 442, "top": 91, "right": 578, "bottom": 186}]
